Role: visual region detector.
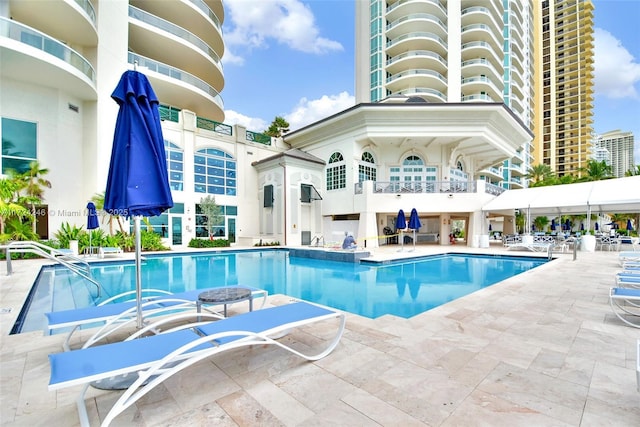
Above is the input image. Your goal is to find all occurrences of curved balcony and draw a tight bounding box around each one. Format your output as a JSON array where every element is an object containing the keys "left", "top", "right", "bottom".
[
  {"left": 386, "top": 69, "right": 447, "bottom": 93},
  {"left": 0, "top": 17, "right": 96, "bottom": 100},
  {"left": 461, "top": 76, "right": 503, "bottom": 101},
  {"left": 461, "top": 41, "right": 503, "bottom": 70},
  {"left": 461, "top": 93, "right": 495, "bottom": 103},
  {"left": 461, "top": 24, "right": 502, "bottom": 53},
  {"left": 461, "top": 6, "right": 502, "bottom": 36},
  {"left": 395, "top": 87, "right": 446, "bottom": 103},
  {"left": 130, "top": 0, "right": 223, "bottom": 54},
  {"left": 9, "top": 0, "right": 97, "bottom": 47},
  {"left": 129, "top": 52, "right": 224, "bottom": 122},
  {"left": 386, "top": 32, "right": 447, "bottom": 58},
  {"left": 386, "top": 13, "right": 446, "bottom": 40},
  {"left": 203, "top": 0, "right": 225, "bottom": 22},
  {"left": 461, "top": 58, "right": 502, "bottom": 85},
  {"left": 386, "top": 0, "right": 446, "bottom": 22},
  {"left": 128, "top": 5, "right": 223, "bottom": 91},
  {"left": 386, "top": 49, "right": 447, "bottom": 75}
]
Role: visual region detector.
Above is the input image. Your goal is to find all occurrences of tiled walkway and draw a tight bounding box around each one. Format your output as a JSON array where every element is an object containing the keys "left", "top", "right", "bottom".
[{"left": 1, "top": 246, "right": 638, "bottom": 426}]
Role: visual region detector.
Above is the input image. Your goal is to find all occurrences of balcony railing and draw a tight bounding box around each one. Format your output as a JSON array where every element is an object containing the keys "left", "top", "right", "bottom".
[
  {"left": 128, "top": 52, "right": 223, "bottom": 108},
  {"left": 246, "top": 131, "right": 271, "bottom": 145},
  {"left": 129, "top": 5, "right": 221, "bottom": 66},
  {"left": 372, "top": 181, "right": 476, "bottom": 194},
  {"left": 1, "top": 17, "right": 95, "bottom": 83}
]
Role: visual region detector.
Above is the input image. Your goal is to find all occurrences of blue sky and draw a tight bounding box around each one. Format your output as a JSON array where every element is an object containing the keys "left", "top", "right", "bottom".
[{"left": 220, "top": 0, "right": 640, "bottom": 165}]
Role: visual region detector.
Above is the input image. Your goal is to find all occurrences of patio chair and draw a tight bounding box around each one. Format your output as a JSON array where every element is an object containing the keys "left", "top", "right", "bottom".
[
  {"left": 48, "top": 301, "right": 346, "bottom": 427},
  {"left": 98, "top": 247, "right": 123, "bottom": 258},
  {"left": 616, "top": 273, "right": 640, "bottom": 289},
  {"left": 609, "top": 287, "right": 640, "bottom": 328},
  {"left": 46, "top": 286, "right": 268, "bottom": 351}
]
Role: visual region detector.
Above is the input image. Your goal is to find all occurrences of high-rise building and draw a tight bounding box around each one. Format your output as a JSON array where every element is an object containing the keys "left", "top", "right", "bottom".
[
  {"left": 596, "top": 130, "right": 635, "bottom": 178},
  {"left": 1, "top": 0, "right": 226, "bottom": 239},
  {"left": 355, "top": 0, "right": 535, "bottom": 189},
  {"left": 533, "top": 0, "right": 595, "bottom": 178}
]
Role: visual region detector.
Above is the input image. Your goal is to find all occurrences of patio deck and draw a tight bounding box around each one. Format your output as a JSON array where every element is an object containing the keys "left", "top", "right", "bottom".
[{"left": 0, "top": 245, "right": 638, "bottom": 426}]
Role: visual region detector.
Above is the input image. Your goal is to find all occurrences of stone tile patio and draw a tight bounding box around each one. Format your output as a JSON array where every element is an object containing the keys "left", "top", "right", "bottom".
[{"left": 1, "top": 245, "right": 638, "bottom": 426}]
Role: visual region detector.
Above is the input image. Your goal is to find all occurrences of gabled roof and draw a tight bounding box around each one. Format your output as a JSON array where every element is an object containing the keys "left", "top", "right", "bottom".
[{"left": 251, "top": 148, "right": 325, "bottom": 167}]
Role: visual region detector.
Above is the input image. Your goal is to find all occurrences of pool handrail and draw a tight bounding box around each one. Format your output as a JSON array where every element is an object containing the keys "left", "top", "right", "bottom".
[{"left": 5, "top": 241, "right": 101, "bottom": 297}]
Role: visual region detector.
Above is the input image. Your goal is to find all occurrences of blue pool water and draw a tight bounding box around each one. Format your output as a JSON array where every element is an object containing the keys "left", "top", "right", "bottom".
[{"left": 15, "top": 250, "right": 548, "bottom": 333}]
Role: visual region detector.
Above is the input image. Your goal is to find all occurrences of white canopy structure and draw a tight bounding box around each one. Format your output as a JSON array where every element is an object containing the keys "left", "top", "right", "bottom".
[{"left": 482, "top": 176, "right": 640, "bottom": 231}]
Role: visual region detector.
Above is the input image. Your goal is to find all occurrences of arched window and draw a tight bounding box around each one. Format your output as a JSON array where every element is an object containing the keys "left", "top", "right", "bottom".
[
  {"left": 165, "top": 140, "right": 183, "bottom": 191},
  {"left": 389, "top": 155, "right": 438, "bottom": 191},
  {"left": 326, "top": 152, "right": 346, "bottom": 190},
  {"left": 390, "top": 155, "right": 437, "bottom": 184},
  {"left": 359, "top": 151, "right": 377, "bottom": 182},
  {"left": 194, "top": 148, "right": 236, "bottom": 195}
]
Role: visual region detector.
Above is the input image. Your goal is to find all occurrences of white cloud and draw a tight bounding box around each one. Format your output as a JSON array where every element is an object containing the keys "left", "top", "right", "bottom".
[
  {"left": 223, "top": 110, "right": 269, "bottom": 132},
  {"left": 594, "top": 28, "right": 640, "bottom": 99},
  {"left": 224, "top": 92, "right": 355, "bottom": 133},
  {"left": 285, "top": 92, "right": 355, "bottom": 130},
  {"left": 224, "top": 0, "right": 343, "bottom": 55}
]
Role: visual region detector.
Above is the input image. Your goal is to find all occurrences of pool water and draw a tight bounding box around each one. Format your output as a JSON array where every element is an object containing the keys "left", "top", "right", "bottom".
[{"left": 15, "top": 250, "right": 548, "bottom": 334}]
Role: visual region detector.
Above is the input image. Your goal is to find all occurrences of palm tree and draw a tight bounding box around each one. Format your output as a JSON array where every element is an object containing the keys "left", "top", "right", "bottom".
[
  {"left": 18, "top": 161, "right": 51, "bottom": 233},
  {"left": 578, "top": 159, "right": 613, "bottom": 181},
  {"left": 525, "top": 164, "right": 554, "bottom": 187},
  {"left": 92, "top": 192, "right": 126, "bottom": 235},
  {"left": 625, "top": 165, "right": 640, "bottom": 176},
  {"left": 0, "top": 178, "right": 31, "bottom": 237}
]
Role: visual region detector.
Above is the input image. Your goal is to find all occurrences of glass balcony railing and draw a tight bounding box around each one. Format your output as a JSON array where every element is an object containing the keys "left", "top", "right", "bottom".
[
  {"left": 129, "top": 6, "right": 221, "bottom": 67},
  {"left": 0, "top": 17, "right": 95, "bottom": 83},
  {"left": 187, "top": 0, "right": 221, "bottom": 31},
  {"left": 128, "top": 52, "right": 223, "bottom": 108},
  {"left": 74, "top": 0, "right": 96, "bottom": 24}
]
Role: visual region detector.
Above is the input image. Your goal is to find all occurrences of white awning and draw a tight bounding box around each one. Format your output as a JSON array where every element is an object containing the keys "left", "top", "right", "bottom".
[{"left": 482, "top": 176, "right": 640, "bottom": 215}]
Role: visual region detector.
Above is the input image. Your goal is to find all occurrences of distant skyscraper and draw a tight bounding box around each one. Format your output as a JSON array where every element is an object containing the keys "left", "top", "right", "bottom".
[
  {"left": 355, "top": 0, "right": 535, "bottom": 189},
  {"left": 596, "top": 130, "right": 635, "bottom": 178},
  {"left": 532, "top": 0, "right": 595, "bottom": 178}
]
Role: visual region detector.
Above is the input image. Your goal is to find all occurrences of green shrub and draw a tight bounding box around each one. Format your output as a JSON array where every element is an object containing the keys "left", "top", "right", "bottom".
[
  {"left": 188, "top": 238, "right": 230, "bottom": 248},
  {"left": 140, "top": 230, "right": 170, "bottom": 251},
  {"left": 254, "top": 240, "right": 280, "bottom": 246}
]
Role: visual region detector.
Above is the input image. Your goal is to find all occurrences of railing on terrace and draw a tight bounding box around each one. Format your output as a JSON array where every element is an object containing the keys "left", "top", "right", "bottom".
[
  {"left": 197, "top": 117, "right": 232, "bottom": 135},
  {"left": 355, "top": 181, "right": 478, "bottom": 195},
  {"left": 485, "top": 182, "right": 505, "bottom": 196},
  {"left": 246, "top": 130, "right": 271, "bottom": 145},
  {"left": 159, "top": 105, "right": 181, "bottom": 122}
]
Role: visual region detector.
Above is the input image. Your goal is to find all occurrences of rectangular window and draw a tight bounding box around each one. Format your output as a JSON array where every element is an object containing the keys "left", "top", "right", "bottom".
[
  {"left": 2, "top": 118, "right": 37, "bottom": 174},
  {"left": 301, "top": 184, "right": 322, "bottom": 203},
  {"left": 264, "top": 184, "right": 273, "bottom": 207}
]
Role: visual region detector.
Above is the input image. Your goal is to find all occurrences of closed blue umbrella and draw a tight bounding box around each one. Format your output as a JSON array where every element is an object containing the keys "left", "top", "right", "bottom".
[
  {"left": 408, "top": 208, "right": 421, "bottom": 251},
  {"left": 86, "top": 202, "right": 99, "bottom": 256},
  {"left": 104, "top": 70, "right": 173, "bottom": 328},
  {"left": 627, "top": 219, "right": 634, "bottom": 235},
  {"left": 595, "top": 222, "right": 599, "bottom": 231},
  {"left": 551, "top": 219, "right": 556, "bottom": 231},
  {"left": 396, "top": 210, "right": 406, "bottom": 251}
]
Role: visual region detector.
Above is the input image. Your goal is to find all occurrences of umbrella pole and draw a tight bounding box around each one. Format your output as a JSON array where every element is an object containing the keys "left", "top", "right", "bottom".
[
  {"left": 412, "top": 229, "right": 416, "bottom": 251},
  {"left": 134, "top": 216, "right": 143, "bottom": 329}
]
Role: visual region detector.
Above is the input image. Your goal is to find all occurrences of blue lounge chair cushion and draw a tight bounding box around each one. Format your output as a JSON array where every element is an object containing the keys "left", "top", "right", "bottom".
[
  {"left": 49, "top": 329, "right": 211, "bottom": 387},
  {"left": 197, "top": 301, "right": 336, "bottom": 344}
]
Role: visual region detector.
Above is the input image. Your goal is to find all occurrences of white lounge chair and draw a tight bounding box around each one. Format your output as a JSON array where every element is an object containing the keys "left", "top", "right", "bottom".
[
  {"left": 619, "top": 251, "right": 640, "bottom": 266},
  {"left": 46, "top": 286, "right": 268, "bottom": 351},
  {"left": 609, "top": 287, "right": 640, "bottom": 328},
  {"left": 48, "top": 301, "right": 346, "bottom": 427},
  {"left": 616, "top": 273, "right": 640, "bottom": 289},
  {"left": 98, "top": 247, "right": 123, "bottom": 258}
]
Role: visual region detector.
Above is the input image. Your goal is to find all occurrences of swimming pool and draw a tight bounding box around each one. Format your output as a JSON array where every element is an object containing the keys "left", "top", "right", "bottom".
[{"left": 14, "top": 250, "right": 548, "bottom": 334}]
